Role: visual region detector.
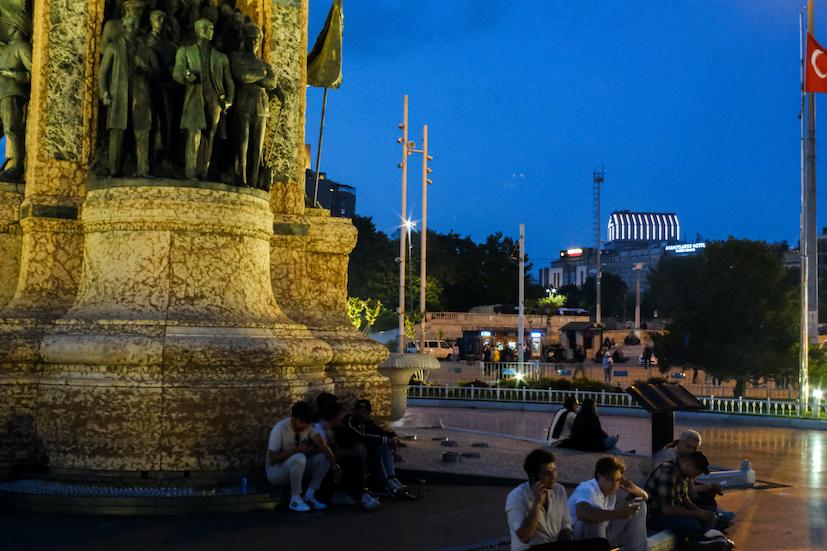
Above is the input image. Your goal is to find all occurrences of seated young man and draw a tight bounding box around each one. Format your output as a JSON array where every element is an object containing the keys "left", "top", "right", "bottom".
[
  {"left": 314, "top": 401, "right": 380, "bottom": 510},
  {"left": 644, "top": 450, "right": 719, "bottom": 543},
  {"left": 567, "top": 456, "right": 648, "bottom": 551},
  {"left": 343, "top": 398, "right": 410, "bottom": 496},
  {"left": 653, "top": 429, "right": 735, "bottom": 525},
  {"left": 505, "top": 449, "right": 609, "bottom": 551},
  {"left": 265, "top": 401, "right": 341, "bottom": 512}
]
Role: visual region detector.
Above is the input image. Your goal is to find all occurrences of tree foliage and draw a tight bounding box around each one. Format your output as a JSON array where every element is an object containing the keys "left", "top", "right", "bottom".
[
  {"left": 347, "top": 216, "right": 539, "bottom": 315},
  {"left": 648, "top": 239, "right": 799, "bottom": 394},
  {"left": 559, "top": 272, "right": 628, "bottom": 319}
]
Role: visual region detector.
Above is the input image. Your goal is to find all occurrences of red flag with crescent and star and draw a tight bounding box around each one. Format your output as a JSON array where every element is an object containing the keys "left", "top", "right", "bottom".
[{"left": 806, "top": 32, "right": 827, "bottom": 93}]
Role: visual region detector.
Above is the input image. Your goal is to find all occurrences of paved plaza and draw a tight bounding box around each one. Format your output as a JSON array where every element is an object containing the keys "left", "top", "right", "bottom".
[{"left": 1, "top": 406, "right": 824, "bottom": 550}]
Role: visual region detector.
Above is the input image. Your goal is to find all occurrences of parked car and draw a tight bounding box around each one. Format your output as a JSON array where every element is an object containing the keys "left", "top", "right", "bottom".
[{"left": 406, "top": 340, "right": 453, "bottom": 359}]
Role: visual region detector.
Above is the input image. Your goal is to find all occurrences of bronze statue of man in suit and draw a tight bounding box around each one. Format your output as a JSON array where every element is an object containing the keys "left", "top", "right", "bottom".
[
  {"left": 230, "top": 24, "right": 277, "bottom": 188},
  {"left": 173, "top": 17, "right": 234, "bottom": 180},
  {"left": 0, "top": 15, "right": 32, "bottom": 182},
  {"left": 99, "top": 14, "right": 160, "bottom": 177}
]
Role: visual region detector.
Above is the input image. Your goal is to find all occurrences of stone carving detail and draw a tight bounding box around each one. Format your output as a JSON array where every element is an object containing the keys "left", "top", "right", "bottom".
[
  {"left": 96, "top": 0, "right": 285, "bottom": 188},
  {"left": 0, "top": 2, "right": 32, "bottom": 182}
]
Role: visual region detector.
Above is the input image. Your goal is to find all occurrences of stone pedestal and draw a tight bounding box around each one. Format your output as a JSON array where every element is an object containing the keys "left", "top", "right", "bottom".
[
  {"left": 0, "top": 185, "right": 23, "bottom": 309},
  {"left": 271, "top": 209, "right": 390, "bottom": 414},
  {"left": 30, "top": 181, "right": 333, "bottom": 475}
]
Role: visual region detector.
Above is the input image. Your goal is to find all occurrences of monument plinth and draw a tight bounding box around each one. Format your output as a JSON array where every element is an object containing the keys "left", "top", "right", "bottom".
[{"left": 0, "top": 0, "right": 390, "bottom": 483}]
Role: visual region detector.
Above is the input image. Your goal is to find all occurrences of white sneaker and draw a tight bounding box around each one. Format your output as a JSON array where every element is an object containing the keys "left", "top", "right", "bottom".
[
  {"left": 360, "top": 492, "right": 381, "bottom": 510},
  {"left": 330, "top": 491, "right": 358, "bottom": 505},
  {"left": 288, "top": 496, "right": 311, "bottom": 512},
  {"left": 303, "top": 494, "right": 327, "bottom": 510}
]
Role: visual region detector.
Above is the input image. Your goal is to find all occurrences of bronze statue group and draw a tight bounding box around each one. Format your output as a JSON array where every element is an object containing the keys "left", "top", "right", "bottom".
[{"left": 98, "top": 0, "right": 281, "bottom": 189}]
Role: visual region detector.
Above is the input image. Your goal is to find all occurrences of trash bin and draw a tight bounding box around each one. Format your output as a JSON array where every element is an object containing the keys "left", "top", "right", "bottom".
[{"left": 626, "top": 382, "right": 705, "bottom": 453}]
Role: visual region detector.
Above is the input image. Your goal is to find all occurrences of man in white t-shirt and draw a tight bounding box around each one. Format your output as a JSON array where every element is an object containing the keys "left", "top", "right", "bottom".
[
  {"left": 266, "top": 401, "right": 341, "bottom": 512},
  {"left": 567, "top": 456, "right": 648, "bottom": 551},
  {"left": 505, "top": 449, "right": 608, "bottom": 551}
]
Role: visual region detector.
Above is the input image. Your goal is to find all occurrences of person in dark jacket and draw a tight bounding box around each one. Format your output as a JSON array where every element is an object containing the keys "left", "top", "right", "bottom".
[
  {"left": 568, "top": 399, "right": 619, "bottom": 452},
  {"left": 546, "top": 396, "right": 578, "bottom": 445},
  {"left": 342, "top": 399, "right": 410, "bottom": 497}
]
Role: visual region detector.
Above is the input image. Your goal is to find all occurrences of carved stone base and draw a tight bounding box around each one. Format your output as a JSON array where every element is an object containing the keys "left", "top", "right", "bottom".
[
  {"left": 0, "top": 186, "right": 23, "bottom": 309},
  {"left": 1, "top": 181, "right": 336, "bottom": 477},
  {"left": 270, "top": 209, "right": 391, "bottom": 416}
]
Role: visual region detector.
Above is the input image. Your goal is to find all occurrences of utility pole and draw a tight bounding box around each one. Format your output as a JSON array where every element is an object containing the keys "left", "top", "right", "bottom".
[
  {"left": 397, "top": 96, "right": 410, "bottom": 352},
  {"left": 518, "top": 224, "right": 525, "bottom": 377},
  {"left": 417, "top": 126, "right": 433, "bottom": 350},
  {"left": 633, "top": 262, "right": 644, "bottom": 331},
  {"left": 593, "top": 168, "right": 605, "bottom": 325}
]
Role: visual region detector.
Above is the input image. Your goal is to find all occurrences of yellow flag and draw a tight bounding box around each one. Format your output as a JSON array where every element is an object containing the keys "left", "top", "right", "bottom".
[{"left": 307, "top": 0, "right": 343, "bottom": 89}]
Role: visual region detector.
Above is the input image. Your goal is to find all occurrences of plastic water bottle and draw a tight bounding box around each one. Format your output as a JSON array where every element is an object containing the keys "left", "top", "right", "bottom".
[{"left": 241, "top": 477, "right": 248, "bottom": 495}]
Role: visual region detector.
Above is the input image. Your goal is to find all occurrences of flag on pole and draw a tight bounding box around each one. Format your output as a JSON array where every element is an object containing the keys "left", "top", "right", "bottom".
[
  {"left": 806, "top": 32, "right": 827, "bottom": 93},
  {"left": 307, "top": 0, "right": 343, "bottom": 89}
]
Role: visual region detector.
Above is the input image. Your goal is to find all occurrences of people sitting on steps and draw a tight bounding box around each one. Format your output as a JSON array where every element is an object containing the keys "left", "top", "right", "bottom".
[
  {"left": 567, "top": 456, "right": 648, "bottom": 551},
  {"left": 562, "top": 398, "right": 621, "bottom": 453},
  {"left": 653, "top": 429, "right": 736, "bottom": 528},
  {"left": 505, "top": 448, "right": 609, "bottom": 550},
  {"left": 546, "top": 396, "right": 578, "bottom": 445},
  {"left": 265, "top": 400, "right": 341, "bottom": 512},
  {"left": 644, "top": 450, "right": 735, "bottom": 548},
  {"left": 314, "top": 400, "right": 380, "bottom": 510},
  {"left": 341, "top": 398, "right": 414, "bottom": 499}
]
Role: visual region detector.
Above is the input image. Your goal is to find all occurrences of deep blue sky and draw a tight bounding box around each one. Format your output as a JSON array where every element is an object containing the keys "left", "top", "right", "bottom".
[{"left": 307, "top": 0, "right": 827, "bottom": 274}]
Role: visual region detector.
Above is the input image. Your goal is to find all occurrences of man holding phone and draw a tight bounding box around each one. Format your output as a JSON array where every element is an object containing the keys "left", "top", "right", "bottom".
[
  {"left": 567, "top": 456, "right": 648, "bottom": 551},
  {"left": 506, "top": 449, "right": 608, "bottom": 551}
]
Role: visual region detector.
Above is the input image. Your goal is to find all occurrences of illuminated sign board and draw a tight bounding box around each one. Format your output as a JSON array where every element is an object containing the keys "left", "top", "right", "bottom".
[
  {"left": 664, "top": 242, "right": 706, "bottom": 254},
  {"left": 561, "top": 248, "right": 584, "bottom": 258},
  {"left": 480, "top": 331, "right": 492, "bottom": 337},
  {"left": 530, "top": 331, "right": 542, "bottom": 338}
]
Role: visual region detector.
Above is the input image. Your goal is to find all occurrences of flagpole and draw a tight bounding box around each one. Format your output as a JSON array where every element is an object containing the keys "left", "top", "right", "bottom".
[
  {"left": 801, "top": 7, "right": 810, "bottom": 416},
  {"left": 313, "top": 87, "right": 329, "bottom": 207}
]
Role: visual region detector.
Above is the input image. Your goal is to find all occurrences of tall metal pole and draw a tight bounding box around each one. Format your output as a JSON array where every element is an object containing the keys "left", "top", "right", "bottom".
[
  {"left": 593, "top": 169, "right": 604, "bottom": 325},
  {"left": 397, "top": 96, "right": 409, "bottom": 352},
  {"left": 807, "top": 0, "right": 819, "bottom": 353},
  {"left": 518, "top": 224, "right": 525, "bottom": 376},
  {"left": 634, "top": 263, "right": 643, "bottom": 331},
  {"left": 419, "top": 125, "right": 431, "bottom": 351},
  {"left": 801, "top": 8, "right": 811, "bottom": 413},
  {"left": 312, "top": 88, "right": 329, "bottom": 206}
]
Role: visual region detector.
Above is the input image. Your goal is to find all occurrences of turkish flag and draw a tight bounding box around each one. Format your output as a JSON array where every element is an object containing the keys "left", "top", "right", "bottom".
[{"left": 806, "top": 33, "right": 827, "bottom": 93}]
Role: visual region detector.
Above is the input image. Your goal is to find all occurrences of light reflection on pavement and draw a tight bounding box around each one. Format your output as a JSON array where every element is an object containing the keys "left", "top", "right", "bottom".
[{"left": 405, "top": 407, "right": 827, "bottom": 550}]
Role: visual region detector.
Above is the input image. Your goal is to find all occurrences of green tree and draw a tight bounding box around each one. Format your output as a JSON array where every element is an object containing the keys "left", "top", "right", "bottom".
[{"left": 649, "top": 239, "right": 799, "bottom": 396}]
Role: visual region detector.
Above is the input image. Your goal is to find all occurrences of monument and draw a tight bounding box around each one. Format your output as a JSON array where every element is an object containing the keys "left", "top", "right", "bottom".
[{"left": 0, "top": 0, "right": 389, "bottom": 483}]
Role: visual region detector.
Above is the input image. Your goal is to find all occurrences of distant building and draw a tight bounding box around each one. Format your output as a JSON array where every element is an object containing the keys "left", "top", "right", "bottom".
[
  {"left": 305, "top": 170, "right": 356, "bottom": 218},
  {"left": 607, "top": 211, "right": 680, "bottom": 243},
  {"left": 540, "top": 210, "right": 703, "bottom": 294}
]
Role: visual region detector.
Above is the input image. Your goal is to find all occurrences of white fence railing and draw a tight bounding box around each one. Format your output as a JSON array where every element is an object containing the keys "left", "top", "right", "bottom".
[
  {"left": 468, "top": 362, "right": 799, "bottom": 401},
  {"left": 408, "top": 384, "right": 826, "bottom": 419}
]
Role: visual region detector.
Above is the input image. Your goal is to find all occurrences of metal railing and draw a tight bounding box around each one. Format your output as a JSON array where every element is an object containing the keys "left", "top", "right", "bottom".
[
  {"left": 408, "top": 384, "right": 827, "bottom": 419},
  {"left": 468, "top": 362, "right": 799, "bottom": 401}
]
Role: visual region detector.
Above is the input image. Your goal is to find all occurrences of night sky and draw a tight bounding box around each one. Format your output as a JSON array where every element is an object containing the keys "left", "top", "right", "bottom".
[{"left": 306, "top": 0, "right": 827, "bottom": 275}]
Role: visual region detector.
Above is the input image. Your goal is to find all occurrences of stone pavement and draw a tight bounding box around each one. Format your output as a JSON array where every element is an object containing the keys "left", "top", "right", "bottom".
[
  {"left": 2, "top": 405, "right": 823, "bottom": 550},
  {"left": 393, "top": 426, "right": 651, "bottom": 485}
]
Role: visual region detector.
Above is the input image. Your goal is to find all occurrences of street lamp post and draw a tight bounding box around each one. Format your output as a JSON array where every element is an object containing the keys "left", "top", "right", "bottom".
[
  {"left": 397, "top": 96, "right": 410, "bottom": 352},
  {"left": 633, "top": 262, "right": 645, "bottom": 331}
]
